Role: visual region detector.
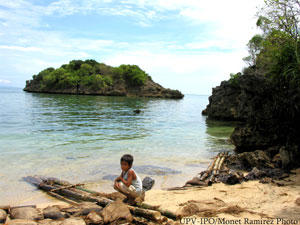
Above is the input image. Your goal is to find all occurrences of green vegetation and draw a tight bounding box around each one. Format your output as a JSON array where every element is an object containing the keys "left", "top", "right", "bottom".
[
  {"left": 235, "top": 0, "right": 300, "bottom": 121},
  {"left": 31, "top": 60, "right": 149, "bottom": 91}
]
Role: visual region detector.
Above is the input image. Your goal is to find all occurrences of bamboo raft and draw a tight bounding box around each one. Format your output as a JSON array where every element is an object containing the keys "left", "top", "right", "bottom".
[{"left": 23, "top": 176, "right": 179, "bottom": 223}]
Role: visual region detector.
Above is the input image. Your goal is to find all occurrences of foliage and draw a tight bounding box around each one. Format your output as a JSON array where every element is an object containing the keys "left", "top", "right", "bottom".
[
  {"left": 243, "top": 35, "right": 264, "bottom": 66},
  {"left": 240, "top": 0, "right": 300, "bottom": 147},
  {"left": 30, "top": 59, "right": 149, "bottom": 91},
  {"left": 229, "top": 72, "right": 242, "bottom": 85},
  {"left": 119, "top": 64, "right": 148, "bottom": 86}
]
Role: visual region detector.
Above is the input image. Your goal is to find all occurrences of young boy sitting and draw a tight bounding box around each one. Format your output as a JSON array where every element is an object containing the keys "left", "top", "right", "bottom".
[{"left": 113, "top": 154, "right": 144, "bottom": 203}]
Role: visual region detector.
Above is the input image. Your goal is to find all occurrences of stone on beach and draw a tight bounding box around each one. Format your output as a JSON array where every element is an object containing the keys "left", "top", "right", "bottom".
[
  {"left": 0, "top": 209, "right": 7, "bottom": 223},
  {"left": 43, "top": 206, "right": 64, "bottom": 220},
  {"left": 85, "top": 212, "right": 103, "bottom": 224},
  {"left": 6, "top": 219, "right": 37, "bottom": 225},
  {"left": 10, "top": 207, "right": 43, "bottom": 220},
  {"left": 100, "top": 199, "right": 132, "bottom": 224},
  {"left": 60, "top": 218, "right": 86, "bottom": 225},
  {"left": 38, "top": 218, "right": 63, "bottom": 225}
]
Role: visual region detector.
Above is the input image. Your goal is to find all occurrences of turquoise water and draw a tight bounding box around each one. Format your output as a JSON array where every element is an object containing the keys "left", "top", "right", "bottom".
[{"left": 0, "top": 86, "right": 235, "bottom": 205}]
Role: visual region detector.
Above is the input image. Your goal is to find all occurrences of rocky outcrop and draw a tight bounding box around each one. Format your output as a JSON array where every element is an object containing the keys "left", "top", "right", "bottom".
[
  {"left": 202, "top": 75, "right": 272, "bottom": 121},
  {"left": 204, "top": 74, "right": 300, "bottom": 169},
  {"left": 24, "top": 75, "right": 184, "bottom": 99}
]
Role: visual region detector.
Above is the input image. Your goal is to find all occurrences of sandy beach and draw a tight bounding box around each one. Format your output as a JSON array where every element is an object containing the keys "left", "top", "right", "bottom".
[
  {"left": 143, "top": 168, "right": 300, "bottom": 223},
  {"left": 20, "top": 169, "right": 300, "bottom": 225}
]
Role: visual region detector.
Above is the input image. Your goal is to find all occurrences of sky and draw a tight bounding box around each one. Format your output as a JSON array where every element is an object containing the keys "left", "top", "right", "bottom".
[{"left": 0, "top": 0, "right": 264, "bottom": 95}]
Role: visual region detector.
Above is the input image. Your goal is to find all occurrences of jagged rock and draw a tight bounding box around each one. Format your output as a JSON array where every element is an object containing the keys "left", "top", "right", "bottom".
[
  {"left": 100, "top": 200, "right": 132, "bottom": 224},
  {"left": 226, "top": 150, "right": 274, "bottom": 170},
  {"left": 204, "top": 73, "right": 300, "bottom": 169},
  {"left": 10, "top": 207, "right": 43, "bottom": 220},
  {"left": 231, "top": 125, "right": 278, "bottom": 152},
  {"left": 43, "top": 206, "right": 64, "bottom": 220},
  {"left": 244, "top": 167, "right": 288, "bottom": 181},
  {"left": 85, "top": 212, "right": 103, "bottom": 224},
  {"left": 7, "top": 219, "right": 37, "bottom": 225},
  {"left": 203, "top": 75, "right": 272, "bottom": 121},
  {"left": 0, "top": 209, "right": 7, "bottom": 223},
  {"left": 61, "top": 218, "right": 86, "bottom": 225},
  {"left": 218, "top": 172, "right": 243, "bottom": 185},
  {"left": 278, "top": 146, "right": 300, "bottom": 169}
]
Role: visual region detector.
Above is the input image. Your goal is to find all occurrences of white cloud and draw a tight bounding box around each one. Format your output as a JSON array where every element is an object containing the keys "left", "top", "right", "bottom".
[
  {"left": 104, "top": 47, "right": 246, "bottom": 94},
  {"left": 0, "top": 79, "right": 12, "bottom": 84},
  {"left": 0, "top": 45, "right": 41, "bottom": 52}
]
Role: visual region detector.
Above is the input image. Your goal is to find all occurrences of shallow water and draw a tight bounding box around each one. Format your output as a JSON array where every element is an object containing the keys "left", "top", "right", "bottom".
[{"left": 0, "top": 86, "right": 235, "bottom": 205}]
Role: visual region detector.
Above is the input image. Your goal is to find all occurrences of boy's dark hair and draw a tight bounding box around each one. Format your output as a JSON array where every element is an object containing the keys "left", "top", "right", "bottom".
[{"left": 120, "top": 154, "right": 133, "bottom": 166}]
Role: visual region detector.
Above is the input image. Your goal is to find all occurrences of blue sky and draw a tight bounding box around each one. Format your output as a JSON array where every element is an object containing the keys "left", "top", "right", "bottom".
[{"left": 0, "top": 0, "right": 263, "bottom": 94}]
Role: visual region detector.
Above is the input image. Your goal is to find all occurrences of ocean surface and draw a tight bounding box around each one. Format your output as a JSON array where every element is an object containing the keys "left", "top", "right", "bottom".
[{"left": 0, "top": 86, "right": 235, "bottom": 205}]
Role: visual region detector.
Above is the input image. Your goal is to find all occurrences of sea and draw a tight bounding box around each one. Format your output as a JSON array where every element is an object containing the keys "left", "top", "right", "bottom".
[{"left": 0, "top": 86, "right": 235, "bottom": 205}]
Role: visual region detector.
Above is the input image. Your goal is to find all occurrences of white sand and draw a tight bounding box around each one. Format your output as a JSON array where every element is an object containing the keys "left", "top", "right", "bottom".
[{"left": 144, "top": 169, "right": 300, "bottom": 222}]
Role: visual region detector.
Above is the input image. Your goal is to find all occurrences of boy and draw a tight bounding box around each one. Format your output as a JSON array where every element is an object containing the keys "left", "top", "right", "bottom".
[{"left": 113, "top": 154, "right": 144, "bottom": 203}]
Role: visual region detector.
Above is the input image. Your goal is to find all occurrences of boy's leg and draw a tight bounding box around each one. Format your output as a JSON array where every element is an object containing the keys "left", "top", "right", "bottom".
[{"left": 115, "top": 182, "right": 139, "bottom": 199}]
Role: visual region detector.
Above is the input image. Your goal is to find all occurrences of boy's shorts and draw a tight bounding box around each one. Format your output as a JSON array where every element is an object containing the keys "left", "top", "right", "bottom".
[{"left": 115, "top": 181, "right": 143, "bottom": 199}]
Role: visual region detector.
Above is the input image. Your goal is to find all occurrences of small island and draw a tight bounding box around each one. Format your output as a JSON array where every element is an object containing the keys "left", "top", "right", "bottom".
[{"left": 24, "top": 59, "right": 184, "bottom": 99}]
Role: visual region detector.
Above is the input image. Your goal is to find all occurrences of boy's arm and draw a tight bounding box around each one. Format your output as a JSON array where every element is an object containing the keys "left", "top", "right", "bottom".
[
  {"left": 119, "top": 170, "right": 133, "bottom": 187},
  {"left": 115, "top": 172, "right": 123, "bottom": 182}
]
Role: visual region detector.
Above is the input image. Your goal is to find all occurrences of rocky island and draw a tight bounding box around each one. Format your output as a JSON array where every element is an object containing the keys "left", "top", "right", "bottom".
[{"left": 24, "top": 59, "right": 184, "bottom": 99}]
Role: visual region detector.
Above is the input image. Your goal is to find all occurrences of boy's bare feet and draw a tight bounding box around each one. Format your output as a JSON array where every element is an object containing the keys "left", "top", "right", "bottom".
[{"left": 135, "top": 191, "right": 145, "bottom": 203}]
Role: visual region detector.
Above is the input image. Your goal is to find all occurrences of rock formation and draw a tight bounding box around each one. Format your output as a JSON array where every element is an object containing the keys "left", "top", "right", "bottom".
[{"left": 203, "top": 74, "right": 300, "bottom": 169}]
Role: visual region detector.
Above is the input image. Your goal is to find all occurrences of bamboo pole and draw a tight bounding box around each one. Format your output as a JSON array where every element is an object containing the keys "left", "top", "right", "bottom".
[
  {"left": 216, "top": 153, "right": 227, "bottom": 175},
  {"left": 128, "top": 205, "right": 162, "bottom": 222},
  {"left": 200, "top": 156, "right": 217, "bottom": 181},
  {"left": 209, "top": 152, "right": 224, "bottom": 182}
]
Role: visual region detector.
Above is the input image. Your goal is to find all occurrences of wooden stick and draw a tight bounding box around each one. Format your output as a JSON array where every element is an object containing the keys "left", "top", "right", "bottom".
[
  {"left": 135, "top": 202, "right": 180, "bottom": 220},
  {"left": 199, "top": 155, "right": 218, "bottom": 181},
  {"left": 216, "top": 155, "right": 227, "bottom": 175},
  {"left": 47, "top": 191, "right": 80, "bottom": 206},
  {"left": 128, "top": 205, "right": 162, "bottom": 222},
  {"left": 50, "top": 184, "right": 84, "bottom": 193},
  {"left": 209, "top": 152, "right": 225, "bottom": 182}
]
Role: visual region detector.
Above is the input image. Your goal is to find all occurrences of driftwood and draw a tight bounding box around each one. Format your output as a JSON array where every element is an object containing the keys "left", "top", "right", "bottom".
[
  {"left": 23, "top": 176, "right": 179, "bottom": 222},
  {"left": 128, "top": 205, "right": 162, "bottom": 222},
  {"left": 199, "top": 155, "right": 218, "bottom": 181},
  {"left": 172, "top": 151, "right": 230, "bottom": 190},
  {"left": 209, "top": 152, "right": 228, "bottom": 182}
]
